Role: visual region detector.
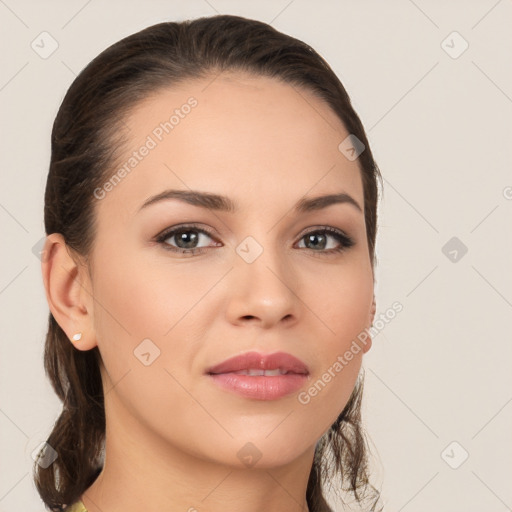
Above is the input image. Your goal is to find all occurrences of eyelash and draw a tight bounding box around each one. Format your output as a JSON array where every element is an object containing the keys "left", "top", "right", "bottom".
[{"left": 154, "top": 223, "right": 355, "bottom": 257}]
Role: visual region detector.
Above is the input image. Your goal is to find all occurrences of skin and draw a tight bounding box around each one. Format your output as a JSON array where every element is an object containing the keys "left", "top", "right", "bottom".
[{"left": 43, "top": 72, "right": 376, "bottom": 512}]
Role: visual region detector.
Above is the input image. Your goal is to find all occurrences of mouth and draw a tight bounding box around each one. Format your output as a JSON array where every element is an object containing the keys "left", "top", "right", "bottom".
[{"left": 206, "top": 351, "right": 309, "bottom": 400}]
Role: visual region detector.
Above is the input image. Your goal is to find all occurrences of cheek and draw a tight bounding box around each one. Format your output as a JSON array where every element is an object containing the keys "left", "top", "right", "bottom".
[
  {"left": 290, "top": 259, "right": 372, "bottom": 431},
  {"left": 89, "top": 248, "right": 220, "bottom": 382},
  {"left": 88, "top": 248, "right": 169, "bottom": 383},
  {"left": 92, "top": 250, "right": 206, "bottom": 336},
  {"left": 309, "top": 258, "right": 373, "bottom": 351}
]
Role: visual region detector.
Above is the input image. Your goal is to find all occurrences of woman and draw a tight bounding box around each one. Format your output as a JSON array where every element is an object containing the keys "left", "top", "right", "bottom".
[{"left": 34, "top": 14, "right": 383, "bottom": 512}]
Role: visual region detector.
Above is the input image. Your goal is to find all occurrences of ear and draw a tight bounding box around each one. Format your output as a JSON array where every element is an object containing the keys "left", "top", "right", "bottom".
[
  {"left": 362, "top": 295, "right": 376, "bottom": 354},
  {"left": 41, "top": 233, "right": 97, "bottom": 351},
  {"left": 369, "top": 295, "right": 376, "bottom": 325}
]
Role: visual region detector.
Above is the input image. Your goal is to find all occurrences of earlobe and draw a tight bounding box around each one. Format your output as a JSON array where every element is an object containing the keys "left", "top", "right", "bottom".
[{"left": 41, "top": 234, "right": 97, "bottom": 351}]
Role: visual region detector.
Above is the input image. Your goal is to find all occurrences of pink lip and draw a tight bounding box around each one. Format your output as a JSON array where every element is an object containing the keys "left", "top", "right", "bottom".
[
  {"left": 206, "top": 351, "right": 309, "bottom": 375},
  {"left": 206, "top": 351, "right": 309, "bottom": 401}
]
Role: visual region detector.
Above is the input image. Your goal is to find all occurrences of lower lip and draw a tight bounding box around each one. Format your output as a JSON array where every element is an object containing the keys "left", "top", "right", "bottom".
[{"left": 208, "top": 373, "right": 308, "bottom": 400}]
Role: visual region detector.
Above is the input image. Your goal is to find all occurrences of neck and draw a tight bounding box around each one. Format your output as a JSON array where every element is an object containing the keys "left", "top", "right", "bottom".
[{"left": 81, "top": 407, "right": 314, "bottom": 512}]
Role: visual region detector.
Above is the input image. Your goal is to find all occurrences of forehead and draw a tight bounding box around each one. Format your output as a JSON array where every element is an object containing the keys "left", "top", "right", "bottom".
[{"left": 99, "top": 72, "right": 364, "bottom": 216}]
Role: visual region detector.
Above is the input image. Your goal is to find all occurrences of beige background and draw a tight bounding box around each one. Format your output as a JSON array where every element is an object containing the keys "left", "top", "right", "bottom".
[{"left": 1, "top": 1, "right": 511, "bottom": 510}]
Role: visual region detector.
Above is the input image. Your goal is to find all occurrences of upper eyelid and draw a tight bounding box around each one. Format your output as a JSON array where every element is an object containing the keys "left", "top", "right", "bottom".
[{"left": 155, "top": 224, "right": 217, "bottom": 242}]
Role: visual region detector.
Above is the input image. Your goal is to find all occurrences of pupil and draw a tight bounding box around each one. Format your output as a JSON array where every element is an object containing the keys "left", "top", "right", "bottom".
[
  {"left": 176, "top": 230, "right": 198, "bottom": 249},
  {"left": 306, "top": 233, "right": 326, "bottom": 250}
]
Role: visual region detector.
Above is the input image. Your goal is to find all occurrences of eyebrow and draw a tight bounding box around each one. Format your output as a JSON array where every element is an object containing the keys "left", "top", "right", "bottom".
[{"left": 139, "top": 189, "right": 363, "bottom": 214}]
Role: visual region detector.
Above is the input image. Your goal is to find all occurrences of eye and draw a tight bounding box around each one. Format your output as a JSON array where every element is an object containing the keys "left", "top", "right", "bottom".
[
  {"left": 155, "top": 224, "right": 220, "bottom": 255},
  {"left": 154, "top": 224, "right": 355, "bottom": 256},
  {"left": 296, "top": 227, "right": 354, "bottom": 254}
]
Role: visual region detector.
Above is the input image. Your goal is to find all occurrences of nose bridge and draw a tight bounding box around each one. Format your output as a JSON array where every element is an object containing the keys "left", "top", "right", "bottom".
[{"left": 227, "top": 229, "right": 298, "bottom": 325}]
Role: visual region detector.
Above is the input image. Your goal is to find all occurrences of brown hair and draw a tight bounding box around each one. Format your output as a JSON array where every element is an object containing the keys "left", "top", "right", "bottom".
[{"left": 34, "top": 14, "right": 383, "bottom": 511}]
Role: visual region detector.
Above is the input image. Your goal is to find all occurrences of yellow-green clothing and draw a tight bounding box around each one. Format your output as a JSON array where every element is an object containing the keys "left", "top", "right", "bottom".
[{"left": 65, "top": 500, "right": 88, "bottom": 512}]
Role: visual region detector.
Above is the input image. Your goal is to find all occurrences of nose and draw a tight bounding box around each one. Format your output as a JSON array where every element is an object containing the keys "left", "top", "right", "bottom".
[{"left": 224, "top": 240, "right": 299, "bottom": 329}]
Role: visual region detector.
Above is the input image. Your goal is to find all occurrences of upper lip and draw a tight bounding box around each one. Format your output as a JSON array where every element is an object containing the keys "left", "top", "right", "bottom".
[{"left": 206, "top": 351, "right": 309, "bottom": 375}]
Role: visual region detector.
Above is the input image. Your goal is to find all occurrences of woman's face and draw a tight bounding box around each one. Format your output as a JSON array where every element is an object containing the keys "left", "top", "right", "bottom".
[{"left": 83, "top": 73, "right": 374, "bottom": 468}]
